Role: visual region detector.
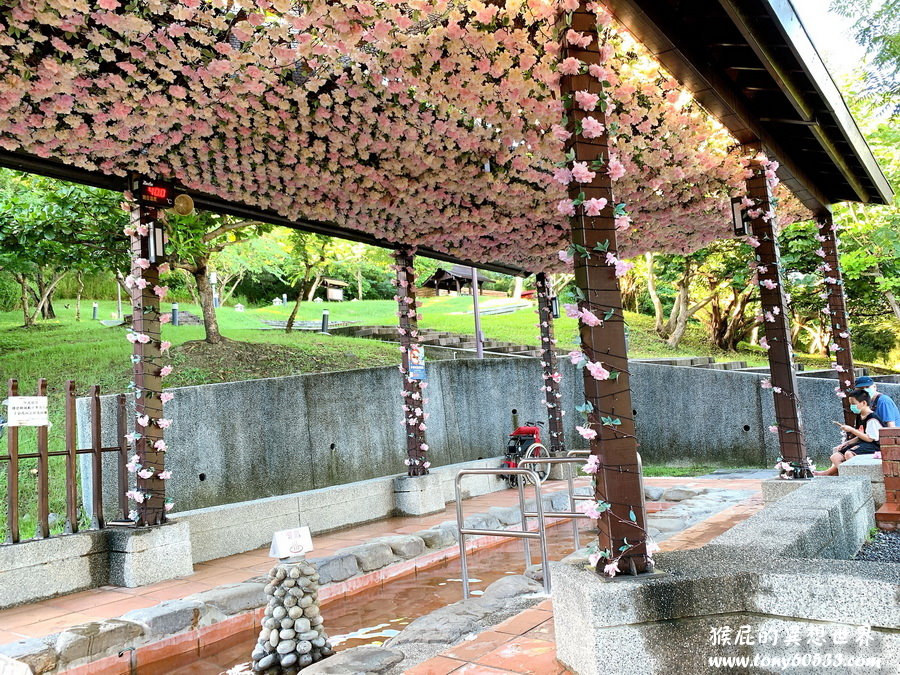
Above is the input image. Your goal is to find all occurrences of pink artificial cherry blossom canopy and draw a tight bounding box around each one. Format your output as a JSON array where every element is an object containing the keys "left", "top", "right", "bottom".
[{"left": 0, "top": 0, "right": 809, "bottom": 272}]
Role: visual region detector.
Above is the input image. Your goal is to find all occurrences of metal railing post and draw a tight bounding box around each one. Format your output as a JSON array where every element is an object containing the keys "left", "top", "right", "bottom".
[
  {"left": 455, "top": 468, "right": 550, "bottom": 597},
  {"left": 520, "top": 455, "right": 581, "bottom": 550}
]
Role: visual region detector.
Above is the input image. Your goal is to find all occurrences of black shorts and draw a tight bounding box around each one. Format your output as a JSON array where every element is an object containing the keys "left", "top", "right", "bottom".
[{"left": 848, "top": 441, "right": 879, "bottom": 455}]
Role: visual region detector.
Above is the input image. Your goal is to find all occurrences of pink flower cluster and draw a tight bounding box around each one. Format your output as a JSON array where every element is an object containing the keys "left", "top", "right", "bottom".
[{"left": 0, "top": 0, "right": 811, "bottom": 272}]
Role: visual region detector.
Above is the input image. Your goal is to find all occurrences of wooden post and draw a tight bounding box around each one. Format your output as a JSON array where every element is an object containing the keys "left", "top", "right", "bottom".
[
  {"left": 393, "top": 247, "right": 429, "bottom": 476},
  {"left": 64, "top": 380, "right": 79, "bottom": 533},
  {"left": 129, "top": 201, "right": 167, "bottom": 525},
  {"left": 35, "top": 378, "right": 50, "bottom": 538},
  {"left": 6, "top": 379, "right": 19, "bottom": 543},
  {"left": 116, "top": 394, "right": 130, "bottom": 518},
  {"left": 745, "top": 160, "right": 808, "bottom": 466},
  {"left": 90, "top": 385, "right": 104, "bottom": 529},
  {"left": 471, "top": 267, "right": 484, "bottom": 359},
  {"left": 561, "top": 5, "right": 647, "bottom": 574},
  {"left": 817, "top": 210, "right": 856, "bottom": 425},
  {"left": 535, "top": 273, "right": 565, "bottom": 455}
]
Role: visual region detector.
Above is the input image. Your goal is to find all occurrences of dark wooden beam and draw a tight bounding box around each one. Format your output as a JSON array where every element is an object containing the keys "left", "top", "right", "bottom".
[
  {"left": 817, "top": 210, "right": 856, "bottom": 425},
  {"left": 745, "top": 162, "right": 809, "bottom": 466},
  {"left": 562, "top": 6, "right": 648, "bottom": 575},
  {"left": 536, "top": 273, "right": 565, "bottom": 456},
  {"left": 394, "top": 248, "right": 429, "bottom": 477}
]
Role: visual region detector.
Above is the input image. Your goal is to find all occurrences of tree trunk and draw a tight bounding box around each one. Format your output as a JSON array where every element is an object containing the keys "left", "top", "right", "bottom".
[
  {"left": 356, "top": 268, "right": 363, "bottom": 300},
  {"left": 36, "top": 271, "right": 56, "bottom": 319},
  {"left": 549, "top": 273, "right": 573, "bottom": 297},
  {"left": 75, "top": 272, "right": 84, "bottom": 321},
  {"left": 194, "top": 264, "right": 223, "bottom": 344},
  {"left": 306, "top": 274, "right": 322, "bottom": 302},
  {"left": 285, "top": 287, "right": 304, "bottom": 333},
  {"left": 16, "top": 275, "right": 33, "bottom": 327},
  {"left": 511, "top": 276, "right": 524, "bottom": 300},
  {"left": 885, "top": 289, "right": 900, "bottom": 322},
  {"left": 645, "top": 253, "right": 666, "bottom": 336},
  {"left": 220, "top": 275, "right": 242, "bottom": 306}
]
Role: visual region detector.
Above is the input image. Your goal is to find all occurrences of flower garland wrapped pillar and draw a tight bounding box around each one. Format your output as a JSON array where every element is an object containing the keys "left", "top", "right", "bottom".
[
  {"left": 746, "top": 161, "right": 809, "bottom": 467},
  {"left": 535, "top": 273, "right": 565, "bottom": 456},
  {"left": 816, "top": 210, "right": 856, "bottom": 425},
  {"left": 127, "top": 201, "right": 169, "bottom": 525},
  {"left": 393, "top": 247, "right": 429, "bottom": 477},
  {"left": 560, "top": 5, "right": 647, "bottom": 575}
]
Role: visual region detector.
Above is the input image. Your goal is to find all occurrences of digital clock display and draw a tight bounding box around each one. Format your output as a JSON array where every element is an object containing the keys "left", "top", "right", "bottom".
[{"left": 135, "top": 178, "right": 175, "bottom": 208}]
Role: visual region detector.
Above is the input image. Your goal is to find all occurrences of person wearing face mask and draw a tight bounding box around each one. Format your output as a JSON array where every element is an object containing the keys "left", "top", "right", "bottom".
[
  {"left": 854, "top": 376, "right": 899, "bottom": 428},
  {"left": 815, "top": 389, "right": 884, "bottom": 476}
]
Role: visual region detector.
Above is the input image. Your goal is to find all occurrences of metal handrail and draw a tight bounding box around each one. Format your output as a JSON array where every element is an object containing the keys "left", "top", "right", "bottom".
[
  {"left": 454, "top": 468, "right": 551, "bottom": 597},
  {"left": 518, "top": 456, "right": 591, "bottom": 550},
  {"left": 566, "top": 450, "right": 596, "bottom": 502}
]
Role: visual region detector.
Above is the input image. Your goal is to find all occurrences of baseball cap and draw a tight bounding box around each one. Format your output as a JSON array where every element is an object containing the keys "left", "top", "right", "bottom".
[{"left": 855, "top": 376, "right": 875, "bottom": 387}]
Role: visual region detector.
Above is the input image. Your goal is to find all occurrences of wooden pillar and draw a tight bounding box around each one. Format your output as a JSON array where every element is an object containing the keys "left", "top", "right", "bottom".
[
  {"left": 745, "top": 161, "right": 808, "bottom": 466},
  {"left": 393, "top": 247, "right": 429, "bottom": 476},
  {"left": 128, "top": 202, "right": 167, "bottom": 525},
  {"left": 817, "top": 210, "right": 856, "bottom": 425},
  {"left": 535, "top": 273, "right": 565, "bottom": 455},
  {"left": 561, "top": 5, "right": 647, "bottom": 574}
]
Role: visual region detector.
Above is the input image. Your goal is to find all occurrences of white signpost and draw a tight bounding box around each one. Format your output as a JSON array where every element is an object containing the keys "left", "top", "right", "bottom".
[
  {"left": 269, "top": 526, "right": 313, "bottom": 559},
  {"left": 3, "top": 396, "right": 49, "bottom": 427}
]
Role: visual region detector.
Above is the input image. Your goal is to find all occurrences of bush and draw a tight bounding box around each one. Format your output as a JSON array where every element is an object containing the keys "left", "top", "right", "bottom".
[
  {"left": 0, "top": 272, "right": 19, "bottom": 311},
  {"left": 852, "top": 322, "right": 898, "bottom": 364}
]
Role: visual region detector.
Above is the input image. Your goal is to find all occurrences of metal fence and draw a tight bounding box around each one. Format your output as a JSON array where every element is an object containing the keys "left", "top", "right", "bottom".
[{"left": 2, "top": 379, "right": 128, "bottom": 544}]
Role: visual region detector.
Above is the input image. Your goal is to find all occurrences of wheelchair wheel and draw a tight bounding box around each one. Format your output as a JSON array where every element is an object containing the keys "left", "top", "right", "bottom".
[{"left": 523, "top": 443, "right": 551, "bottom": 484}]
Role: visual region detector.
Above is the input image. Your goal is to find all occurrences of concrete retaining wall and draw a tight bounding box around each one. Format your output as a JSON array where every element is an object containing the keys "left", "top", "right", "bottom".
[
  {"left": 0, "top": 456, "right": 507, "bottom": 607},
  {"left": 79, "top": 358, "right": 900, "bottom": 516},
  {"left": 178, "top": 456, "right": 506, "bottom": 564}
]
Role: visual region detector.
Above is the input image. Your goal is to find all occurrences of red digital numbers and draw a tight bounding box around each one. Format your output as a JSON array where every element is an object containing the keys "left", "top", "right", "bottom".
[
  {"left": 146, "top": 186, "right": 170, "bottom": 199},
  {"left": 137, "top": 180, "right": 175, "bottom": 207}
]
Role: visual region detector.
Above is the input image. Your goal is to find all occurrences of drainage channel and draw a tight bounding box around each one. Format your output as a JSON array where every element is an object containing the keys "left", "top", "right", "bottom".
[{"left": 189, "top": 520, "right": 586, "bottom": 674}]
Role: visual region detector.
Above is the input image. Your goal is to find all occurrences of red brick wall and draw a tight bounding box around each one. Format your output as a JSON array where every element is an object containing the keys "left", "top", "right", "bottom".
[{"left": 881, "top": 427, "right": 900, "bottom": 505}]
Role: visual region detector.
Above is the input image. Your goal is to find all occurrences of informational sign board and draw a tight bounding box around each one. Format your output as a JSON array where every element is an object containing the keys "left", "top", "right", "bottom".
[
  {"left": 3, "top": 396, "right": 49, "bottom": 427},
  {"left": 408, "top": 346, "right": 427, "bottom": 381},
  {"left": 269, "top": 526, "right": 313, "bottom": 559}
]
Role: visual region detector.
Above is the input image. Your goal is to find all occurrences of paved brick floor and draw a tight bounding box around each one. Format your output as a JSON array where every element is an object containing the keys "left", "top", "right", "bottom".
[
  {"left": 404, "top": 486, "right": 765, "bottom": 674},
  {"left": 0, "top": 475, "right": 764, "bottom": 675}
]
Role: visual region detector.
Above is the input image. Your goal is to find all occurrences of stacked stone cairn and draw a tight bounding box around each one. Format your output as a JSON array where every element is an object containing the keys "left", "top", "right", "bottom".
[{"left": 251, "top": 558, "right": 334, "bottom": 673}]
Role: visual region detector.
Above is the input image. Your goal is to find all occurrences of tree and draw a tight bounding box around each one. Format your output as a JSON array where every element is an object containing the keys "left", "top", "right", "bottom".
[
  {"left": 778, "top": 221, "right": 834, "bottom": 354},
  {"left": 832, "top": 120, "right": 900, "bottom": 322},
  {"left": 832, "top": 0, "right": 900, "bottom": 113},
  {"left": 645, "top": 252, "right": 717, "bottom": 349},
  {"left": 211, "top": 234, "right": 290, "bottom": 306},
  {"left": 323, "top": 243, "right": 396, "bottom": 301},
  {"left": 694, "top": 240, "right": 760, "bottom": 351},
  {"left": 283, "top": 231, "right": 333, "bottom": 333},
  {"left": 0, "top": 170, "right": 127, "bottom": 326},
  {"left": 166, "top": 211, "right": 271, "bottom": 344}
]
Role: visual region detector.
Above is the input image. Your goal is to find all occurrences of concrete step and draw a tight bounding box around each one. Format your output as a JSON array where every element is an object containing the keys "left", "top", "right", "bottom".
[{"left": 722, "top": 361, "right": 748, "bottom": 370}]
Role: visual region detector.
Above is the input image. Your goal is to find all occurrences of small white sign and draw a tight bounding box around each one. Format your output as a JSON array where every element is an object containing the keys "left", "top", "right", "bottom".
[
  {"left": 269, "top": 526, "right": 313, "bottom": 559},
  {"left": 3, "top": 396, "right": 49, "bottom": 427}
]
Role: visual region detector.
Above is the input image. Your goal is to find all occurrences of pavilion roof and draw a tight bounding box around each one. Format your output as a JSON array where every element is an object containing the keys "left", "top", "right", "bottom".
[
  {"left": 601, "top": 0, "right": 892, "bottom": 212},
  {"left": 0, "top": 1, "right": 884, "bottom": 275}
]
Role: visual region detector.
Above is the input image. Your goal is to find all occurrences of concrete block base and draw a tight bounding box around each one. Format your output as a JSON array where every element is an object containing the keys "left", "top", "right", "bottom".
[
  {"left": 108, "top": 520, "right": 194, "bottom": 588},
  {"left": 839, "top": 455, "right": 886, "bottom": 507},
  {"left": 761, "top": 476, "right": 807, "bottom": 503},
  {"left": 393, "top": 474, "right": 444, "bottom": 516},
  {"left": 0, "top": 530, "right": 109, "bottom": 610},
  {"left": 553, "top": 478, "right": 895, "bottom": 675}
]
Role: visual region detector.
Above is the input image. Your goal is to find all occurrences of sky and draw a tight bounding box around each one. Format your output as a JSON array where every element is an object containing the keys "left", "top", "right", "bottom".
[{"left": 791, "top": 0, "right": 865, "bottom": 85}]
